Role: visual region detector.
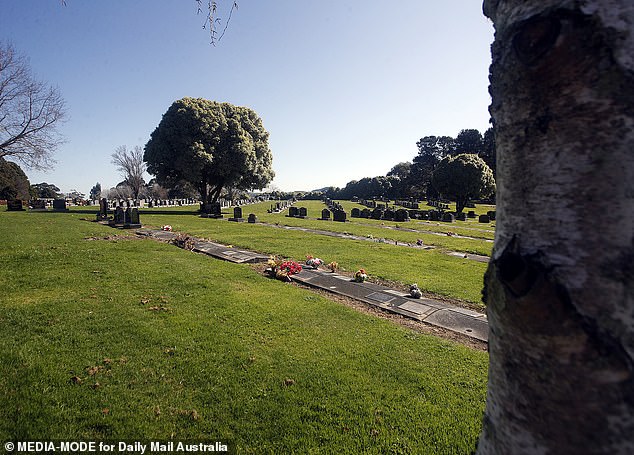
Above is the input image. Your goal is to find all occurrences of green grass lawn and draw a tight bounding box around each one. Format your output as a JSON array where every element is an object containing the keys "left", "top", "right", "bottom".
[{"left": 0, "top": 210, "right": 488, "bottom": 454}]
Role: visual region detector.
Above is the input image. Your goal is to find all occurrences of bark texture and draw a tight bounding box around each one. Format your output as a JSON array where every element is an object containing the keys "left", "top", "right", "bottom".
[{"left": 479, "top": 1, "right": 634, "bottom": 454}]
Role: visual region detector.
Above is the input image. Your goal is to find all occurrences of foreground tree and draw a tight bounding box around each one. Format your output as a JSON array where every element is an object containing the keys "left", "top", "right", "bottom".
[
  {"left": 478, "top": 1, "right": 634, "bottom": 454},
  {"left": 144, "top": 97, "right": 274, "bottom": 204},
  {"left": 0, "top": 43, "right": 66, "bottom": 169},
  {"left": 111, "top": 145, "right": 146, "bottom": 199},
  {"left": 431, "top": 154, "right": 494, "bottom": 213}
]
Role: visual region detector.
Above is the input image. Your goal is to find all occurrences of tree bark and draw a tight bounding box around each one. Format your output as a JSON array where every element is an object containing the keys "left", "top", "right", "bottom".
[{"left": 479, "top": 1, "right": 634, "bottom": 454}]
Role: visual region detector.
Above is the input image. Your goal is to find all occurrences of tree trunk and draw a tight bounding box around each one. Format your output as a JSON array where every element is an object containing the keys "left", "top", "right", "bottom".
[{"left": 478, "top": 1, "right": 634, "bottom": 454}]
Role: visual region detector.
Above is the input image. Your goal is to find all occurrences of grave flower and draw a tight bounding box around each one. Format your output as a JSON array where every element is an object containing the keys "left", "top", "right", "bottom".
[
  {"left": 409, "top": 283, "right": 422, "bottom": 299},
  {"left": 305, "top": 255, "right": 323, "bottom": 269},
  {"left": 327, "top": 261, "right": 338, "bottom": 272},
  {"left": 162, "top": 225, "right": 172, "bottom": 231},
  {"left": 354, "top": 269, "right": 368, "bottom": 283}
]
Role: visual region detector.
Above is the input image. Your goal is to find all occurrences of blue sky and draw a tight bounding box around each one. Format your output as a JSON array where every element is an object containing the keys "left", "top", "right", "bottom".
[{"left": 1, "top": 1, "right": 493, "bottom": 194}]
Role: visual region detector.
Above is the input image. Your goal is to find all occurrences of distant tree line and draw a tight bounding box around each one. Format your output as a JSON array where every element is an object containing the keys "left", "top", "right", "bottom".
[{"left": 301, "top": 128, "right": 495, "bottom": 203}]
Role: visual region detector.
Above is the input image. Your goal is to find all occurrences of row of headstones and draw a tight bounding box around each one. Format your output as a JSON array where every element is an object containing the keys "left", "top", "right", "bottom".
[
  {"left": 268, "top": 200, "right": 293, "bottom": 213},
  {"left": 228, "top": 206, "right": 258, "bottom": 223},
  {"left": 351, "top": 207, "right": 411, "bottom": 222},
  {"left": 427, "top": 200, "right": 451, "bottom": 210},
  {"left": 394, "top": 200, "right": 421, "bottom": 209},
  {"left": 107, "top": 206, "right": 142, "bottom": 228},
  {"left": 5, "top": 199, "right": 68, "bottom": 211},
  {"left": 349, "top": 206, "right": 496, "bottom": 223},
  {"left": 286, "top": 206, "right": 347, "bottom": 222}
]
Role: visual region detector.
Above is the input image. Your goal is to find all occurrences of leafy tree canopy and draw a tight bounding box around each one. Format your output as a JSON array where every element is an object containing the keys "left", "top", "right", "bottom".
[
  {"left": 0, "top": 157, "right": 30, "bottom": 200},
  {"left": 144, "top": 97, "right": 274, "bottom": 204},
  {"left": 31, "top": 182, "right": 61, "bottom": 199},
  {"left": 431, "top": 153, "right": 495, "bottom": 213}
]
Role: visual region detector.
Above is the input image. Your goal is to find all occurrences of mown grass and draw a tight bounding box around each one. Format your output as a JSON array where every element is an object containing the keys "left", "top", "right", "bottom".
[{"left": 0, "top": 210, "right": 488, "bottom": 453}]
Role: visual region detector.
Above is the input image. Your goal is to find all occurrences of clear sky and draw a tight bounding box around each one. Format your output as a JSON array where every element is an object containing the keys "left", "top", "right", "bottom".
[{"left": 1, "top": 1, "right": 494, "bottom": 194}]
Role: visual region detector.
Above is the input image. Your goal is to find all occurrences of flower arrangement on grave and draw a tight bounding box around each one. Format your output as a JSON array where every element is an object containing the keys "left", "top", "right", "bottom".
[
  {"left": 162, "top": 225, "right": 172, "bottom": 231},
  {"left": 409, "top": 283, "right": 422, "bottom": 299},
  {"left": 305, "top": 255, "right": 323, "bottom": 269},
  {"left": 327, "top": 261, "right": 338, "bottom": 272},
  {"left": 267, "top": 256, "right": 302, "bottom": 282},
  {"left": 354, "top": 269, "right": 368, "bottom": 283},
  {"left": 171, "top": 234, "right": 195, "bottom": 251}
]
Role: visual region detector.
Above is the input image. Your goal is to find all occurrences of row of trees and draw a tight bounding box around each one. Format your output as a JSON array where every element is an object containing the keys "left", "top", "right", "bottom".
[{"left": 304, "top": 128, "right": 496, "bottom": 208}]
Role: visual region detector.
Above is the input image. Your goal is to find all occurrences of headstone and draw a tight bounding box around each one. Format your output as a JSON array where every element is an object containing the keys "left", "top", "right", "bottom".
[
  {"left": 248, "top": 213, "right": 257, "bottom": 223},
  {"left": 201, "top": 202, "right": 223, "bottom": 218},
  {"left": 383, "top": 209, "right": 394, "bottom": 221},
  {"left": 320, "top": 208, "right": 331, "bottom": 220},
  {"left": 109, "top": 206, "right": 125, "bottom": 226},
  {"left": 394, "top": 209, "right": 410, "bottom": 222},
  {"left": 229, "top": 206, "right": 244, "bottom": 222},
  {"left": 333, "top": 210, "right": 347, "bottom": 222},
  {"left": 429, "top": 211, "right": 440, "bottom": 221},
  {"left": 479, "top": 214, "right": 490, "bottom": 223},
  {"left": 31, "top": 200, "right": 47, "bottom": 211},
  {"left": 360, "top": 208, "right": 371, "bottom": 218},
  {"left": 96, "top": 198, "right": 109, "bottom": 220},
  {"left": 7, "top": 199, "right": 24, "bottom": 211},
  {"left": 487, "top": 210, "right": 496, "bottom": 221},
  {"left": 52, "top": 199, "right": 68, "bottom": 212},
  {"left": 298, "top": 207, "right": 308, "bottom": 218},
  {"left": 351, "top": 208, "right": 361, "bottom": 218},
  {"left": 371, "top": 208, "right": 383, "bottom": 220},
  {"left": 288, "top": 206, "right": 299, "bottom": 217},
  {"left": 441, "top": 212, "right": 455, "bottom": 223},
  {"left": 124, "top": 207, "right": 142, "bottom": 228},
  {"left": 467, "top": 210, "right": 477, "bottom": 219},
  {"left": 456, "top": 212, "right": 467, "bottom": 221}
]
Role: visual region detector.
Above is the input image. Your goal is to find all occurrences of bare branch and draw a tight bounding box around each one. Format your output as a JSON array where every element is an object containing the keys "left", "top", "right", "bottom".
[
  {"left": 195, "top": 0, "right": 237, "bottom": 45},
  {"left": 0, "top": 42, "right": 66, "bottom": 170},
  {"left": 111, "top": 145, "right": 147, "bottom": 199}
]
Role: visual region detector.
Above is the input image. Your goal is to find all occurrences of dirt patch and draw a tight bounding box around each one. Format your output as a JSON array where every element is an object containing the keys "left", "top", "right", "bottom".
[{"left": 250, "top": 263, "right": 487, "bottom": 352}]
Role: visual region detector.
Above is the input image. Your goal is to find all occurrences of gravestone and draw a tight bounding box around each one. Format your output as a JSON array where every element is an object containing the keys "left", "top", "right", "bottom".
[
  {"left": 229, "top": 206, "right": 245, "bottom": 222},
  {"left": 395, "top": 209, "right": 410, "bottom": 222},
  {"left": 351, "top": 208, "right": 361, "bottom": 218},
  {"left": 53, "top": 199, "right": 68, "bottom": 212},
  {"left": 383, "top": 209, "right": 395, "bottom": 221},
  {"left": 124, "top": 207, "right": 142, "bottom": 228},
  {"left": 96, "top": 198, "right": 109, "bottom": 220},
  {"left": 109, "top": 206, "right": 125, "bottom": 226},
  {"left": 288, "top": 206, "right": 299, "bottom": 217},
  {"left": 429, "top": 211, "right": 440, "bottom": 221},
  {"left": 7, "top": 199, "right": 24, "bottom": 211},
  {"left": 320, "top": 208, "right": 331, "bottom": 220},
  {"left": 487, "top": 210, "right": 496, "bottom": 221},
  {"left": 442, "top": 212, "right": 455, "bottom": 223},
  {"left": 467, "top": 210, "right": 477, "bottom": 218},
  {"left": 419, "top": 211, "right": 429, "bottom": 220},
  {"left": 333, "top": 210, "right": 347, "bottom": 222},
  {"left": 31, "top": 200, "right": 47, "bottom": 211},
  {"left": 360, "top": 208, "right": 371, "bottom": 218},
  {"left": 298, "top": 207, "right": 308, "bottom": 218},
  {"left": 456, "top": 212, "right": 467, "bottom": 221},
  {"left": 248, "top": 213, "right": 257, "bottom": 223},
  {"left": 201, "top": 202, "right": 223, "bottom": 218},
  {"left": 479, "top": 214, "right": 490, "bottom": 223},
  {"left": 371, "top": 208, "right": 383, "bottom": 220}
]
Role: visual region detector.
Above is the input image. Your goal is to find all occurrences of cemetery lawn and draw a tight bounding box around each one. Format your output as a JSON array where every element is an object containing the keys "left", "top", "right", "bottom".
[{"left": 0, "top": 211, "right": 488, "bottom": 454}]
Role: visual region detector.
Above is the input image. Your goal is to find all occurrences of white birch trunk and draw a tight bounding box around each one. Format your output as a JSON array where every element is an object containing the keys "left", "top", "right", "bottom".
[{"left": 478, "top": 1, "right": 634, "bottom": 453}]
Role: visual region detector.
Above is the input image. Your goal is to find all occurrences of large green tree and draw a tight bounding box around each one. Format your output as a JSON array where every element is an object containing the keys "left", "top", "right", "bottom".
[
  {"left": 30, "top": 182, "right": 61, "bottom": 199},
  {"left": 0, "top": 157, "right": 30, "bottom": 200},
  {"left": 144, "top": 98, "right": 274, "bottom": 204},
  {"left": 431, "top": 153, "right": 495, "bottom": 213},
  {"left": 410, "top": 135, "right": 455, "bottom": 198}
]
